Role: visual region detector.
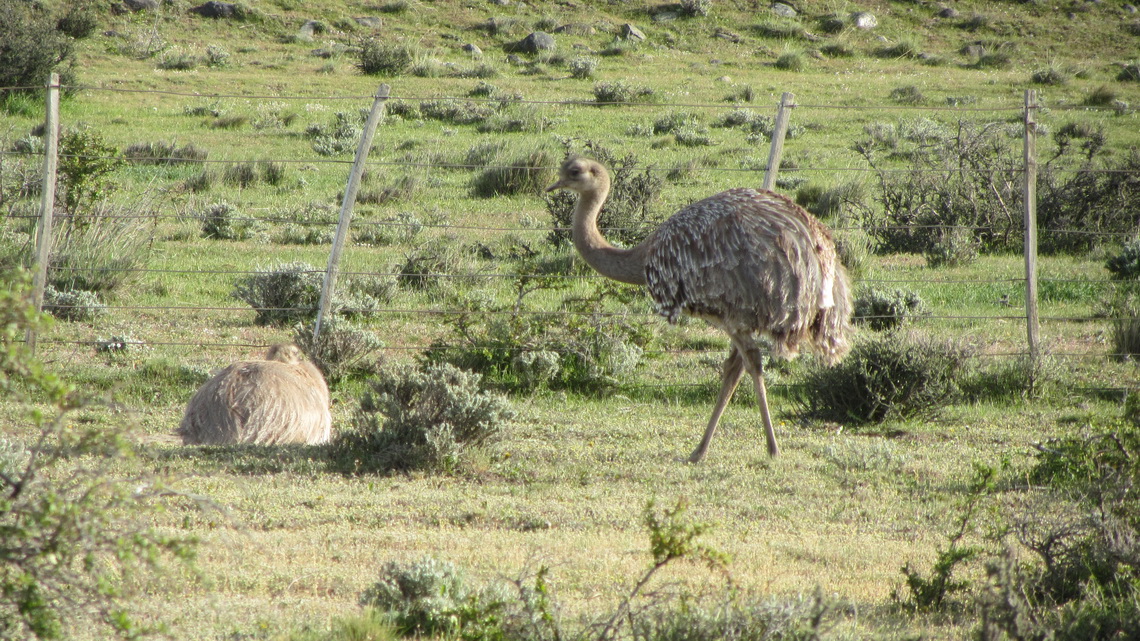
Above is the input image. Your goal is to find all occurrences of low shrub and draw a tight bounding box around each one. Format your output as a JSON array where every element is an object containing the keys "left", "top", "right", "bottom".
[
  {"left": 793, "top": 333, "right": 972, "bottom": 424},
  {"left": 1106, "top": 237, "right": 1140, "bottom": 279},
  {"left": 222, "top": 161, "right": 259, "bottom": 187},
  {"left": 855, "top": 118, "right": 1023, "bottom": 256},
  {"left": 889, "top": 85, "right": 926, "bottom": 105},
  {"left": 593, "top": 80, "right": 655, "bottom": 104},
  {"left": 774, "top": 51, "right": 806, "bottom": 71},
  {"left": 307, "top": 111, "right": 363, "bottom": 156},
  {"left": 123, "top": 140, "right": 209, "bottom": 165},
  {"left": 354, "top": 211, "right": 426, "bottom": 246},
  {"left": 567, "top": 55, "right": 598, "bottom": 79},
  {"left": 232, "top": 261, "right": 323, "bottom": 326},
  {"left": 359, "top": 556, "right": 510, "bottom": 638},
  {"left": 333, "top": 362, "right": 514, "bottom": 473},
  {"left": 1038, "top": 137, "right": 1140, "bottom": 254},
  {"left": 232, "top": 261, "right": 382, "bottom": 326},
  {"left": 357, "top": 38, "right": 415, "bottom": 75},
  {"left": 198, "top": 202, "right": 258, "bottom": 240},
  {"left": 471, "top": 148, "right": 557, "bottom": 197},
  {"left": 293, "top": 316, "right": 383, "bottom": 384},
  {"left": 42, "top": 285, "right": 104, "bottom": 322},
  {"left": 55, "top": 4, "right": 100, "bottom": 39},
  {"left": 1031, "top": 66, "right": 1068, "bottom": 85},
  {"left": 395, "top": 245, "right": 464, "bottom": 293},
  {"left": 273, "top": 202, "right": 336, "bottom": 246},
  {"left": 853, "top": 287, "right": 929, "bottom": 331},
  {"left": 678, "top": 0, "right": 712, "bottom": 17},
  {"left": 428, "top": 272, "right": 653, "bottom": 395}
]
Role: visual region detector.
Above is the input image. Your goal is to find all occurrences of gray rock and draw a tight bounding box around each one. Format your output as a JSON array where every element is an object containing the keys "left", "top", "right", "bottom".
[
  {"left": 852, "top": 12, "right": 877, "bottom": 29},
  {"left": 771, "top": 3, "right": 797, "bottom": 18},
  {"left": 961, "top": 43, "right": 986, "bottom": 57},
  {"left": 554, "top": 23, "right": 596, "bottom": 35},
  {"left": 297, "top": 20, "right": 322, "bottom": 41},
  {"left": 462, "top": 43, "right": 483, "bottom": 57},
  {"left": 937, "top": 6, "right": 959, "bottom": 18},
  {"left": 507, "top": 31, "right": 556, "bottom": 54},
  {"left": 620, "top": 23, "right": 646, "bottom": 41},
  {"left": 190, "top": 1, "right": 238, "bottom": 18},
  {"left": 123, "top": 0, "right": 159, "bottom": 10},
  {"left": 1124, "top": 4, "right": 1138, "bottom": 12},
  {"left": 354, "top": 16, "right": 383, "bottom": 29}
]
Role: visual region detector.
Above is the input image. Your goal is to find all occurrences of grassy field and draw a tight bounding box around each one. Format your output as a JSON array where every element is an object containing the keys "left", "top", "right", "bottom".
[{"left": 2, "top": 0, "right": 1139, "bottom": 638}]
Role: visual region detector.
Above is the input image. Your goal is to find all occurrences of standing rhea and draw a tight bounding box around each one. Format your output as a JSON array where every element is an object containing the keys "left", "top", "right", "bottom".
[
  {"left": 547, "top": 157, "right": 853, "bottom": 462},
  {"left": 177, "top": 344, "right": 333, "bottom": 446}
]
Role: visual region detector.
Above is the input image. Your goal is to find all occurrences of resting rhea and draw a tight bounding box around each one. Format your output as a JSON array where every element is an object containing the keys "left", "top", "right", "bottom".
[
  {"left": 547, "top": 157, "right": 853, "bottom": 462},
  {"left": 177, "top": 344, "right": 332, "bottom": 445}
]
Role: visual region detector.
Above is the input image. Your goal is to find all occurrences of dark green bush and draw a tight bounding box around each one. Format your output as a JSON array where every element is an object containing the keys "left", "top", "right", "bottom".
[
  {"left": 0, "top": 1, "right": 77, "bottom": 98},
  {"left": 1039, "top": 137, "right": 1140, "bottom": 254},
  {"left": 853, "top": 287, "right": 929, "bottom": 331},
  {"left": 357, "top": 38, "right": 415, "bottom": 75},
  {"left": 678, "top": 0, "right": 712, "bottom": 17},
  {"left": 855, "top": 118, "right": 1023, "bottom": 257},
  {"left": 471, "top": 148, "right": 557, "bottom": 198},
  {"left": 55, "top": 4, "right": 99, "bottom": 39},
  {"left": 333, "top": 362, "right": 514, "bottom": 473},
  {"left": 793, "top": 333, "right": 972, "bottom": 424},
  {"left": 395, "top": 245, "right": 464, "bottom": 292},
  {"left": 428, "top": 269, "right": 652, "bottom": 395},
  {"left": 889, "top": 85, "right": 926, "bottom": 105},
  {"left": 58, "top": 128, "right": 125, "bottom": 217},
  {"left": 123, "top": 140, "right": 209, "bottom": 165},
  {"left": 1106, "top": 237, "right": 1140, "bottom": 280}
]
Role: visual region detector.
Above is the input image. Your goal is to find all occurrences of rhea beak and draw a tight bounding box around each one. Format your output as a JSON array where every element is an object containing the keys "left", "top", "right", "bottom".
[{"left": 545, "top": 178, "right": 565, "bottom": 192}]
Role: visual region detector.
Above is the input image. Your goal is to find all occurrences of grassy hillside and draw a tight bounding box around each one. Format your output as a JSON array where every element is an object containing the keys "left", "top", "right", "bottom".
[{"left": 1, "top": 0, "right": 1139, "bottom": 639}]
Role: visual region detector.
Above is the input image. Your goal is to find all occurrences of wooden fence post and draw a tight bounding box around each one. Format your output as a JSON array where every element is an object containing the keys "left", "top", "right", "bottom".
[
  {"left": 761, "top": 92, "right": 795, "bottom": 191},
  {"left": 26, "top": 72, "right": 61, "bottom": 353},
  {"left": 1023, "top": 89, "right": 1040, "bottom": 362},
  {"left": 314, "top": 84, "right": 390, "bottom": 340}
]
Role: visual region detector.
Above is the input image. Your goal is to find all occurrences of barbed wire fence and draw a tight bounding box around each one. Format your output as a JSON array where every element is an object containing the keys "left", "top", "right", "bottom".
[{"left": 3, "top": 76, "right": 1137, "bottom": 395}]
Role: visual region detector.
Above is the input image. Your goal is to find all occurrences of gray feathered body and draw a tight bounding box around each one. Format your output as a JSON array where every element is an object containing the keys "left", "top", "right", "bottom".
[
  {"left": 644, "top": 188, "right": 852, "bottom": 364},
  {"left": 177, "top": 346, "right": 332, "bottom": 446}
]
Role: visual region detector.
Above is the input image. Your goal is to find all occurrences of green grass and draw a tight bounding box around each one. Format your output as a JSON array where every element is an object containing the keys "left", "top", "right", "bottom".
[{"left": 2, "top": 0, "right": 1139, "bottom": 638}]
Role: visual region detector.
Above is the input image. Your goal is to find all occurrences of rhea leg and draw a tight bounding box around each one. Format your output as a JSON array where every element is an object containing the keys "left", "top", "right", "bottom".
[
  {"left": 688, "top": 347, "right": 744, "bottom": 463},
  {"left": 736, "top": 337, "right": 780, "bottom": 457}
]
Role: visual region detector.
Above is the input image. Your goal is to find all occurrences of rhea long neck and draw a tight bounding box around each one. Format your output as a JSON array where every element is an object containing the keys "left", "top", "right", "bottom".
[{"left": 571, "top": 179, "right": 649, "bottom": 286}]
